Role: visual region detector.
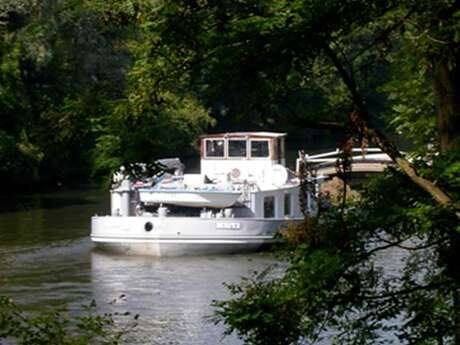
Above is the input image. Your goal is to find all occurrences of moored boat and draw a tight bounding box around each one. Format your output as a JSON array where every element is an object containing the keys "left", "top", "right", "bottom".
[{"left": 91, "top": 132, "right": 312, "bottom": 256}]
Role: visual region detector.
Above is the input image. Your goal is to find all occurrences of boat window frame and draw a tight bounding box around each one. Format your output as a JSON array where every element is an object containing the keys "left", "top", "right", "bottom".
[
  {"left": 280, "top": 137, "right": 286, "bottom": 161},
  {"left": 249, "top": 139, "right": 271, "bottom": 159},
  {"left": 263, "top": 195, "right": 276, "bottom": 218},
  {"left": 275, "top": 137, "right": 285, "bottom": 164},
  {"left": 227, "top": 138, "right": 248, "bottom": 159},
  {"left": 202, "top": 136, "right": 279, "bottom": 160},
  {"left": 284, "top": 192, "right": 292, "bottom": 216},
  {"left": 204, "top": 138, "right": 226, "bottom": 159}
]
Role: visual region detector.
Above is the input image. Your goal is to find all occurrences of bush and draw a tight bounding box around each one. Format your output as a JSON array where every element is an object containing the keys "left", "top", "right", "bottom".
[{"left": 0, "top": 296, "right": 138, "bottom": 345}]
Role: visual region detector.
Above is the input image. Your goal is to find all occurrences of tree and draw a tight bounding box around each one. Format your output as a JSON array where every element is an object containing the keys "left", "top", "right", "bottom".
[
  {"left": 0, "top": 0, "right": 129, "bottom": 189},
  {"left": 88, "top": 0, "right": 215, "bottom": 178},
  {"left": 143, "top": 0, "right": 460, "bottom": 343},
  {"left": 0, "top": 0, "right": 214, "bottom": 190},
  {"left": 152, "top": 0, "right": 459, "bottom": 210},
  {"left": 0, "top": 296, "right": 137, "bottom": 345},
  {"left": 214, "top": 167, "right": 459, "bottom": 344}
]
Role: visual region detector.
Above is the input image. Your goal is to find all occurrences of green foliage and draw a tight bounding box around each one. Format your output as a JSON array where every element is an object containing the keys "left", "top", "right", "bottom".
[
  {"left": 0, "top": 296, "right": 137, "bottom": 345},
  {"left": 158, "top": 0, "right": 342, "bottom": 126},
  {"left": 0, "top": 0, "right": 129, "bottom": 189},
  {"left": 215, "top": 166, "right": 458, "bottom": 344},
  {"left": 0, "top": 130, "right": 42, "bottom": 187},
  {"left": 203, "top": 2, "right": 460, "bottom": 344},
  {"left": 0, "top": 0, "right": 214, "bottom": 191},
  {"left": 378, "top": 8, "right": 437, "bottom": 152},
  {"left": 1, "top": 0, "right": 460, "bottom": 344},
  {"left": 89, "top": 1, "right": 214, "bottom": 178},
  {"left": 431, "top": 145, "right": 460, "bottom": 200},
  {"left": 153, "top": 0, "right": 403, "bottom": 130}
]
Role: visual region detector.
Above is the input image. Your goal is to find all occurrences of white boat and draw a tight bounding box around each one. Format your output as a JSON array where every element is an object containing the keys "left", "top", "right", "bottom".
[{"left": 91, "top": 132, "right": 314, "bottom": 256}]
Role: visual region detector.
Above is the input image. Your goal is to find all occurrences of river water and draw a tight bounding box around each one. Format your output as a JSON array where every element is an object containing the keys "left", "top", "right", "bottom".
[
  {"left": 0, "top": 187, "right": 279, "bottom": 345},
  {"left": 0, "top": 187, "right": 408, "bottom": 345}
]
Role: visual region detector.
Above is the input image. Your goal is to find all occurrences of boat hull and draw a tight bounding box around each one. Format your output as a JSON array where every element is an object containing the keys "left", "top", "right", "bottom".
[{"left": 91, "top": 216, "right": 301, "bottom": 256}]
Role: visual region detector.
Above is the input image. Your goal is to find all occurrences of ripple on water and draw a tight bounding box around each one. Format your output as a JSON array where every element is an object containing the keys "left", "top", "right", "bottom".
[
  {"left": 88, "top": 252, "right": 278, "bottom": 345},
  {"left": 0, "top": 198, "right": 278, "bottom": 344},
  {"left": 0, "top": 188, "right": 286, "bottom": 344}
]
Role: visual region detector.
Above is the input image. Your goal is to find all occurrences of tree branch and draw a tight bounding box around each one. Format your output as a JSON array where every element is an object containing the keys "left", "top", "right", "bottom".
[
  {"left": 372, "top": 230, "right": 444, "bottom": 251},
  {"left": 323, "top": 45, "right": 459, "bottom": 215},
  {"left": 362, "top": 281, "right": 447, "bottom": 301}
]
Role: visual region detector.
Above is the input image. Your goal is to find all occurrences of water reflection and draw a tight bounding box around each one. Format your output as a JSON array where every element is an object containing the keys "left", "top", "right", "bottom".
[
  {"left": 90, "top": 251, "right": 277, "bottom": 345},
  {"left": 0, "top": 238, "right": 92, "bottom": 309},
  {"left": 1, "top": 236, "right": 277, "bottom": 344},
  {"left": 0, "top": 188, "right": 108, "bottom": 246}
]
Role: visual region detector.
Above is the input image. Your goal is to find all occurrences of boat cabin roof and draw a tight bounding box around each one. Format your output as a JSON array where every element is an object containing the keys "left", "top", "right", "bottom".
[{"left": 199, "top": 132, "right": 287, "bottom": 139}]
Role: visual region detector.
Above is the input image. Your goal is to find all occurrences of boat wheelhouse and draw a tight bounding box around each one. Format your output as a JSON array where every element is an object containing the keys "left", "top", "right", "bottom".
[{"left": 91, "top": 132, "right": 308, "bottom": 256}]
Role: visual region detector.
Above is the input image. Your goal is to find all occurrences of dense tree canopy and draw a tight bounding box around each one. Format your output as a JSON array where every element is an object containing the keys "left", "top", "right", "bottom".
[{"left": 0, "top": 0, "right": 213, "bottom": 191}]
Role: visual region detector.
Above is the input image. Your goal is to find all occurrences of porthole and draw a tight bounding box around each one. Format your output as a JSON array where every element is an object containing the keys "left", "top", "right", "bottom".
[{"left": 144, "top": 222, "right": 153, "bottom": 232}]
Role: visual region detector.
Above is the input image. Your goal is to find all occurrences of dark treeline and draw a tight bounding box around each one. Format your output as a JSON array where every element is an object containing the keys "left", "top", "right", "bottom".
[
  {"left": 1, "top": 0, "right": 125, "bottom": 190},
  {"left": 0, "top": 0, "right": 215, "bottom": 192},
  {"left": 0, "top": 1, "right": 321, "bottom": 193},
  {"left": 0, "top": 0, "right": 364, "bottom": 193}
]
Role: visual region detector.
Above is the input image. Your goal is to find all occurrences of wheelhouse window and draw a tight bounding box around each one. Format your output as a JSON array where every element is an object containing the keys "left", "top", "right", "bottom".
[
  {"left": 284, "top": 193, "right": 292, "bottom": 216},
  {"left": 206, "top": 139, "right": 224, "bottom": 157},
  {"left": 251, "top": 140, "right": 269, "bottom": 158},
  {"left": 228, "top": 140, "right": 247, "bottom": 158},
  {"left": 264, "top": 196, "right": 275, "bottom": 218}
]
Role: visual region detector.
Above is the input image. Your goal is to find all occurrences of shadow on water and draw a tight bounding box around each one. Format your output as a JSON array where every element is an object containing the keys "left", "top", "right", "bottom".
[
  {"left": 0, "top": 188, "right": 109, "bottom": 247},
  {"left": 0, "top": 192, "right": 100, "bottom": 214}
]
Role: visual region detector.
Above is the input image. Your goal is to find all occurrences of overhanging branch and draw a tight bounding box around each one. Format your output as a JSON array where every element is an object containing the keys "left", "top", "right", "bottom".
[{"left": 323, "top": 44, "right": 459, "bottom": 216}]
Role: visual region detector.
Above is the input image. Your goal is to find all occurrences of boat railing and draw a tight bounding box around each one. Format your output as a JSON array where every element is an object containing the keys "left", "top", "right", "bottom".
[{"left": 296, "top": 147, "right": 393, "bottom": 176}]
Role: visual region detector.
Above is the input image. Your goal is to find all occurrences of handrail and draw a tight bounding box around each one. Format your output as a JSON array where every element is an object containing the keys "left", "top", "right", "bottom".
[{"left": 296, "top": 147, "right": 393, "bottom": 174}]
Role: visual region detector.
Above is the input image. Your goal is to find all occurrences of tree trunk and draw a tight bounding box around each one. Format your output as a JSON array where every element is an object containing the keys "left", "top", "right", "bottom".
[
  {"left": 433, "top": 56, "right": 460, "bottom": 345},
  {"left": 433, "top": 59, "right": 460, "bottom": 151}
]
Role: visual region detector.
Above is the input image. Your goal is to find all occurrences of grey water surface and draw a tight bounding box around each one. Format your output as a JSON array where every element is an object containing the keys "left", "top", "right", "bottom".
[{"left": 0, "top": 188, "right": 279, "bottom": 345}]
